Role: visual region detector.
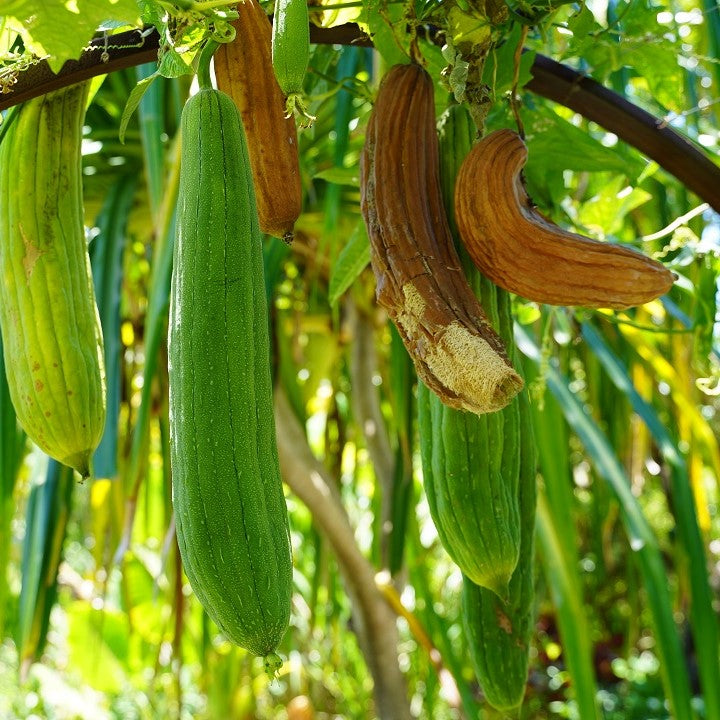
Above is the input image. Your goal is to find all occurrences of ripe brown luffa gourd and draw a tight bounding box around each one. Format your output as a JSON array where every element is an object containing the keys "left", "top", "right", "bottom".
[
  {"left": 214, "top": 0, "right": 302, "bottom": 241},
  {"left": 360, "top": 64, "right": 523, "bottom": 415},
  {"left": 0, "top": 83, "right": 106, "bottom": 478},
  {"left": 454, "top": 129, "right": 675, "bottom": 309}
]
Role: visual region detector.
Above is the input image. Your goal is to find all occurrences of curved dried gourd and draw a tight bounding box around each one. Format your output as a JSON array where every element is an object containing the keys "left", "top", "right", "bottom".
[
  {"left": 455, "top": 129, "right": 675, "bottom": 309},
  {"left": 360, "top": 65, "right": 523, "bottom": 415},
  {"left": 214, "top": 0, "right": 302, "bottom": 240}
]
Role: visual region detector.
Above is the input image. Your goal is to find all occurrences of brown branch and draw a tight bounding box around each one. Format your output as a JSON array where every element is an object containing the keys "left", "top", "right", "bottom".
[
  {"left": 2, "top": 23, "right": 717, "bottom": 209},
  {"left": 525, "top": 54, "right": 720, "bottom": 213}
]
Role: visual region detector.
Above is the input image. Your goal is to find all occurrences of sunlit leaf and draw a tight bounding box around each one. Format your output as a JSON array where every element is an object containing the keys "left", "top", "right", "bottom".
[
  {"left": 328, "top": 222, "right": 370, "bottom": 305},
  {"left": 10, "top": 0, "right": 142, "bottom": 73}
]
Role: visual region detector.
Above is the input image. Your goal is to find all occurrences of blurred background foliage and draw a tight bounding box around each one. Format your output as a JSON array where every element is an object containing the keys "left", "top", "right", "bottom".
[{"left": 0, "top": 0, "right": 719, "bottom": 717}]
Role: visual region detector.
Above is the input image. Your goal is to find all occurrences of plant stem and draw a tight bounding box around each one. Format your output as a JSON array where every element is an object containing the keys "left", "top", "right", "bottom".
[
  {"left": 196, "top": 40, "right": 219, "bottom": 90},
  {"left": 192, "top": 0, "right": 238, "bottom": 10}
]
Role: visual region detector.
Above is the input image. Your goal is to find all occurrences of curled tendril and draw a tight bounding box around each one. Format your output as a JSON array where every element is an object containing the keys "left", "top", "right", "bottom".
[{"left": 210, "top": 20, "right": 236, "bottom": 43}]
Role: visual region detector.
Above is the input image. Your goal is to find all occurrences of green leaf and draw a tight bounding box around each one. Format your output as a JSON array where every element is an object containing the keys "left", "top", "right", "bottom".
[
  {"left": 524, "top": 107, "right": 645, "bottom": 178},
  {"left": 66, "top": 602, "right": 130, "bottom": 692},
  {"left": 0, "top": 333, "right": 25, "bottom": 640},
  {"left": 314, "top": 166, "right": 360, "bottom": 187},
  {"left": 17, "top": 459, "right": 74, "bottom": 670},
  {"left": 621, "top": 0, "right": 666, "bottom": 38},
  {"left": 625, "top": 42, "right": 684, "bottom": 112},
  {"left": 10, "top": 0, "right": 142, "bottom": 73},
  {"left": 576, "top": 175, "right": 652, "bottom": 235},
  {"left": 157, "top": 47, "right": 193, "bottom": 79},
  {"left": 582, "top": 321, "right": 720, "bottom": 719},
  {"left": 359, "top": 0, "right": 408, "bottom": 68},
  {"left": 536, "top": 493, "right": 601, "bottom": 720},
  {"left": 328, "top": 222, "right": 370, "bottom": 305},
  {"left": 514, "top": 300, "right": 541, "bottom": 325},
  {"left": 119, "top": 72, "right": 157, "bottom": 144},
  {"left": 567, "top": 3, "right": 601, "bottom": 38},
  {"left": 90, "top": 177, "right": 136, "bottom": 480},
  {"left": 693, "top": 253, "right": 719, "bottom": 374}
]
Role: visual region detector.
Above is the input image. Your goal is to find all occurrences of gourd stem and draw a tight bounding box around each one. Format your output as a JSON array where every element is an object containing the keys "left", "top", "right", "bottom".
[{"left": 196, "top": 40, "right": 219, "bottom": 90}]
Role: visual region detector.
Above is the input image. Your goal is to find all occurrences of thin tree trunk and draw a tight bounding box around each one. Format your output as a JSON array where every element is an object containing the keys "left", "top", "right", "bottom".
[
  {"left": 274, "top": 389, "right": 412, "bottom": 720},
  {"left": 346, "top": 298, "right": 395, "bottom": 568}
]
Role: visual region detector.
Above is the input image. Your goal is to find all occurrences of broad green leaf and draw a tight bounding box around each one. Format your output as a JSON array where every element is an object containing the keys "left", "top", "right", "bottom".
[
  {"left": 129, "top": 600, "right": 165, "bottom": 644},
  {"left": 120, "top": 555, "right": 156, "bottom": 610},
  {"left": 514, "top": 300, "right": 541, "bottom": 325},
  {"left": 622, "top": 0, "right": 667, "bottom": 38},
  {"left": 328, "top": 222, "right": 370, "bottom": 305},
  {"left": 359, "top": 0, "right": 408, "bottom": 68},
  {"left": 525, "top": 108, "right": 645, "bottom": 178},
  {"left": 567, "top": 3, "right": 601, "bottom": 38},
  {"left": 157, "top": 47, "right": 193, "bottom": 78},
  {"left": 446, "top": 6, "right": 492, "bottom": 50},
  {"left": 66, "top": 602, "right": 130, "bottom": 692},
  {"left": 576, "top": 175, "right": 652, "bottom": 235},
  {"left": 10, "top": 0, "right": 142, "bottom": 73},
  {"left": 625, "top": 42, "right": 684, "bottom": 112}
]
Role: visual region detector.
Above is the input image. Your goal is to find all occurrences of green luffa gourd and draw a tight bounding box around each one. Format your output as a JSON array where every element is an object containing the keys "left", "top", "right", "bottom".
[
  {"left": 462, "top": 389, "right": 537, "bottom": 711},
  {"left": 418, "top": 104, "right": 538, "bottom": 710},
  {"left": 0, "top": 82, "right": 106, "bottom": 478},
  {"left": 417, "top": 105, "right": 521, "bottom": 600},
  {"left": 169, "top": 60, "right": 292, "bottom": 670}
]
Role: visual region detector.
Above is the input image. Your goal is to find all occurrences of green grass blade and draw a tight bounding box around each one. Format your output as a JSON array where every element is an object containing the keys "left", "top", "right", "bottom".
[
  {"left": 323, "top": 46, "right": 360, "bottom": 236},
  {"left": 583, "top": 321, "right": 720, "bottom": 720},
  {"left": 0, "top": 342, "right": 25, "bottom": 638},
  {"left": 408, "top": 516, "right": 481, "bottom": 718},
  {"left": 517, "top": 325, "right": 695, "bottom": 720},
  {"left": 17, "top": 458, "right": 74, "bottom": 674},
  {"left": 387, "top": 324, "right": 415, "bottom": 576},
  {"left": 536, "top": 491, "right": 601, "bottom": 720},
  {"left": 90, "top": 176, "right": 136, "bottom": 480},
  {"left": 523, "top": 354, "right": 600, "bottom": 719},
  {"left": 123, "top": 139, "right": 180, "bottom": 523},
  {"left": 135, "top": 63, "right": 165, "bottom": 219}
]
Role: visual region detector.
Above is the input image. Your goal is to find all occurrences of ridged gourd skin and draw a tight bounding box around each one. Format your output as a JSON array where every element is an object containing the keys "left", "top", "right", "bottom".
[
  {"left": 462, "top": 389, "right": 537, "bottom": 711},
  {"left": 169, "top": 87, "right": 292, "bottom": 660},
  {"left": 271, "top": 0, "right": 310, "bottom": 97},
  {"left": 416, "top": 105, "right": 521, "bottom": 599},
  {"left": 360, "top": 64, "right": 523, "bottom": 416},
  {"left": 214, "top": 0, "right": 302, "bottom": 240},
  {"left": 0, "top": 82, "right": 106, "bottom": 478},
  {"left": 454, "top": 129, "right": 675, "bottom": 309}
]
